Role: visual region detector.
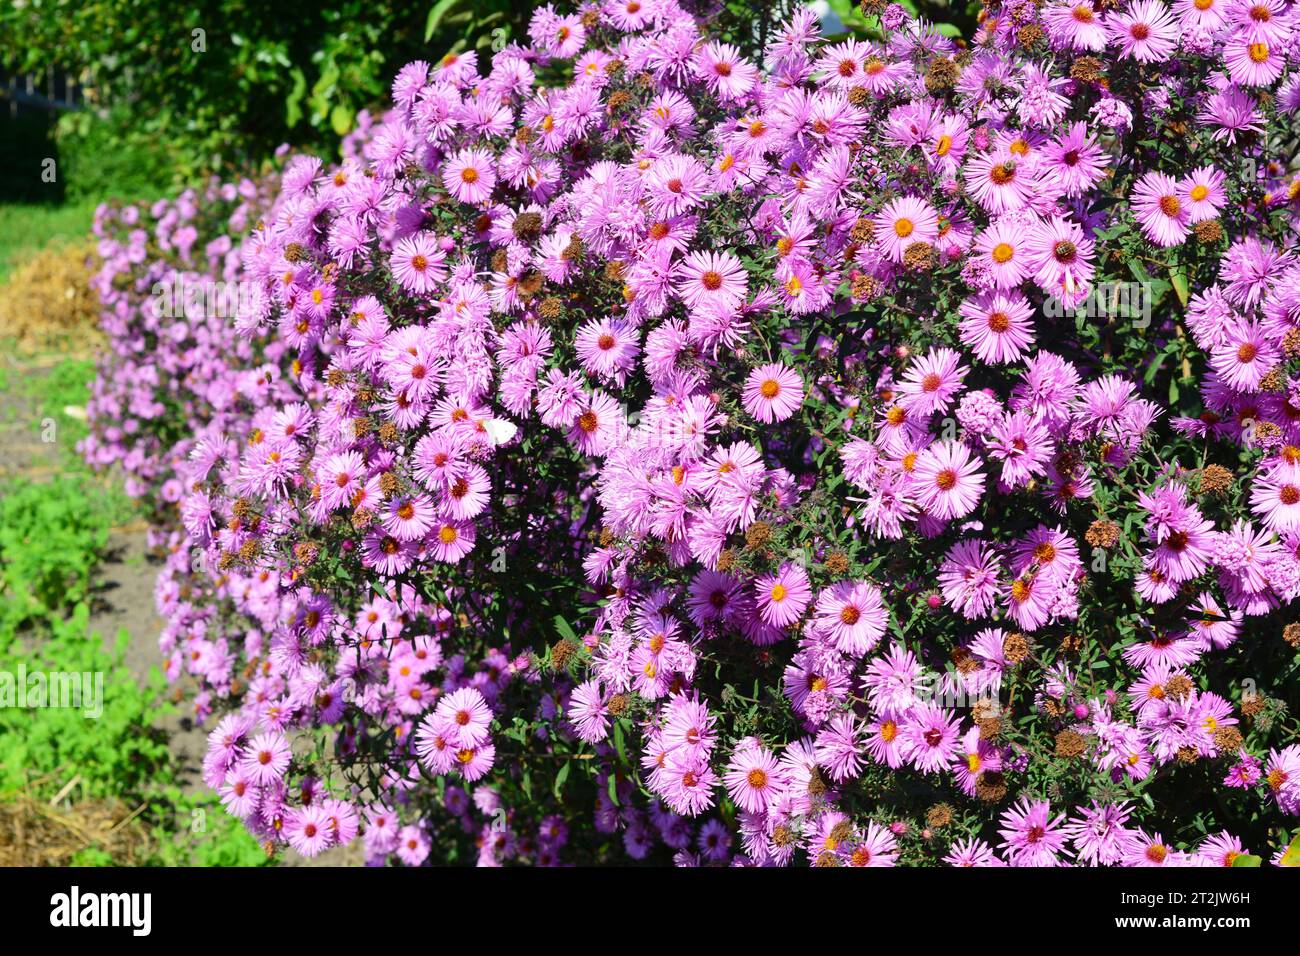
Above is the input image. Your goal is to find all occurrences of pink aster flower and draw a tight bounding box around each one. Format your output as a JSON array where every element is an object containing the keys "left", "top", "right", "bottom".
[
  {"left": 1123, "top": 830, "right": 1185, "bottom": 867},
  {"left": 443, "top": 148, "right": 497, "bottom": 204},
  {"left": 1194, "top": 831, "right": 1249, "bottom": 868},
  {"left": 675, "top": 250, "right": 748, "bottom": 311},
  {"left": 723, "top": 741, "right": 786, "bottom": 813},
  {"left": 913, "top": 440, "right": 985, "bottom": 520},
  {"left": 362, "top": 530, "right": 418, "bottom": 576},
  {"left": 1131, "top": 171, "right": 1190, "bottom": 247},
  {"left": 958, "top": 291, "right": 1036, "bottom": 363},
  {"left": 567, "top": 679, "right": 611, "bottom": 743},
  {"left": 988, "top": 410, "right": 1053, "bottom": 487},
  {"left": 695, "top": 42, "right": 758, "bottom": 102},
  {"left": 896, "top": 347, "right": 968, "bottom": 416},
  {"left": 433, "top": 687, "right": 493, "bottom": 748},
  {"left": 1179, "top": 165, "right": 1227, "bottom": 223},
  {"left": 898, "top": 702, "right": 962, "bottom": 774},
  {"left": 964, "top": 150, "right": 1032, "bottom": 213},
  {"left": 1042, "top": 122, "right": 1109, "bottom": 197},
  {"left": 391, "top": 232, "right": 448, "bottom": 294},
  {"left": 945, "top": 837, "right": 1003, "bottom": 867},
  {"left": 575, "top": 317, "right": 640, "bottom": 385},
  {"left": 938, "top": 539, "right": 1003, "bottom": 619},
  {"left": 754, "top": 562, "right": 812, "bottom": 628},
  {"left": 1107, "top": 0, "right": 1179, "bottom": 62},
  {"left": 874, "top": 196, "right": 938, "bottom": 262},
  {"left": 998, "top": 797, "right": 1070, "bottom": 866},
  {"left": 284, "top": 805, "right": 334, "bottom": 858},
  {"left": 1251, "top": 463, "right": 1300, "bottom": 532},
  {"left": 741, "top": 362, "right": 804, "bottom": 423},
  {"left": 1209, "top": 319, "right": 1279, "bottom": 393},
  {"left": 646, "top": 154, "right": 710, "bottom": 218},
  {"left": 567, "top": 390, "right": 625, "bottom": 456},
  {"left": 396, "top": 824, "right": 430, "bottom": 866},
  {"left": 812, "top": 580, "right": 888, "bottom": 656},
  {"left": 952, "top": 726, "right": 1003, "bottom": 796},
  {"left": 1044, "top": 1, "right": 1108, "bottom": 51},
  {"left": 1223, "top": 35, "right": 1286, "bottom": 87},
  {"left": 1026, "top": 216, "right": 1095, "bottom": 300},
  {"left": 381, "top": 492, "right": 437, "bottom": 542},
  {"left": 847, "top": 821, "right": 899, "bottom": 867},
  {"left": 428, "top": 519, "right": 476, "bottom": 562},
  {"left": 240, "top": 732, "right": 291, "bottom": 785},
  {"left": 973, "top": 220, "right": 1031, "bottom": 289}
]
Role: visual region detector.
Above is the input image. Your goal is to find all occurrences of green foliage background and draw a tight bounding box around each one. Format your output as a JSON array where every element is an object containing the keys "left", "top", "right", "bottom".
[{"left": 0, "top": 0, "right": 531, "bottom": 194}]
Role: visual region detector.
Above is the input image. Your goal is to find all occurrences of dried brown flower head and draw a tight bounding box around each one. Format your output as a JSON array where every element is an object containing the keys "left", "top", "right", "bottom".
[
  {"left": 1055, "top": 730, "right": 1087, "bottom": 758},
  {"left": 1002, "top": 631, "right": 1031, "bottom": 664},
  {"left": 1085, "top": 519, "right": 1121, "bottom": 549}
]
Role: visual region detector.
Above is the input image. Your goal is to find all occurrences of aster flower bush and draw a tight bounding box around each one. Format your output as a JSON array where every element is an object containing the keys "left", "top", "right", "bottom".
[
  {"left": 82, "top": 175, "right": 284, "bottom": 533},
  {"left": 496, "top": 0, "right": 1300, "bottom": 866},
  {"left": 87, "top": 0, "right": 1300, "bottom": 867}
]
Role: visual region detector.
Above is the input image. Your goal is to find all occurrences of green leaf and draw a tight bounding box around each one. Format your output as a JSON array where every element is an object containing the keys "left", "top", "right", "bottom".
[
  {"left": 1279, "top": 832, "right": 1300, "bottom": 867},
  {"left": 553, "top": 759, "right": 571, "bottom": 799},
  {"left": 425, "top": 0, "right": 461, "bottom": 42},
  {"left": 1168, "top": 264, "right": 1190, "bottom": 308},
  {"left": 553, "top": 614, "right": 577, "bottom": 641},
  {"left": 284, "top": 67, "right": 307, "bottom": 128},
  {"left": 613, "top": 718, "right": 628, "bottom": 763},
  {"left": 330, "top": 103, "right": 354, "bottom": 136}
]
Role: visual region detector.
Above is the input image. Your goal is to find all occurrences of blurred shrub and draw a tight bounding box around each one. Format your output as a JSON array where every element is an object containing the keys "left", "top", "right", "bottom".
[
  {"left": 0, "top": 0, "right": 530, "bottom": 182},
  {"left": 55, "top": 107, "right": 176, "bottom": 203}
]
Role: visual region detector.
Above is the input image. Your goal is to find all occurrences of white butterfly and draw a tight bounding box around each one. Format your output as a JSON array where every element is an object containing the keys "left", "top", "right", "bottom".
[{"left": 480, "top": 418, "right": 518, "bottom": 446}]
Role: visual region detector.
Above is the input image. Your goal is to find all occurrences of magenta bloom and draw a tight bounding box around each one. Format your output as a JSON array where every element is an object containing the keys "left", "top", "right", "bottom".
[
  {"left": 567, "top": 679, "right": 611, "bottom": 743},
  {"left": 812, "top": 580, "right": 888, "bottom": 655},
  {"left": 938, "top": 539, "right": 1002, "bottom": 619},
  {"left": 427, "top": 519, "right": 476, "bottom": 562},
  {"left": 676, "top": 250, "right": 748, "bottom": 311},
  {"left": 1209, "top": 319, "right": 1279, "bottom": 392},
  {"left": 391, "top": 232, "right": 448, "bottom": 294},
  {"left": 754, "top": 562, "right": 812, "bottom": 628},
  {"left": 742, "top": 362, "right": 804, "bottom": 423},
  {"left": 240, "top": 732, "right": 291, "bottom": 785},
  {"left": 433, "top": 687, "right": 493, "bottom": 748},
  {"left": 1179, "top": 165, "right": 1226, "bottom": 223},
  {"left": 1131, "top": 172, "right": 1189, "bottom": 247},
  {"left": 998, "top": 797, "right": 1070, "bottom": 866},
  {"left": 443, "top": 148, "right": 497, "bottom": 204},
  {"left": 646, "top": 154, "right": 710, "bottom": 217},
  {"left": 898, "top": 703, "right": 962, "bottom": 773},
  {"left": 958, "top": 291, "right": 1035, "bottom": 364},
  {"left": 897, "top": 347, "right": 968, "bottom": 416},
  {"left": 284, "top": 805, "right": 333, "bottom": 858},
  {"left": 1107, "top": 0, "right": 1179, "bottom": 63},
  {"left": 973, "top": 220, "right": 1030, "bottom": 289},
  {"left": 874, "top": 196, "right": 938, "bottom": 262},
  {"left": 722, "top": 741, "right": 786, "bottom": 813},
  {"left": 913, "top": 440, "right": 985, "bottom": 520},
  {"left": 1251, "top": 464, "right": 1300, "bottom": 532}
]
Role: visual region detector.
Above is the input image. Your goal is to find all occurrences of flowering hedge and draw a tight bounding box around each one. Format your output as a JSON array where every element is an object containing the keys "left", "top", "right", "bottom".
[{"left": 87, "top": 0, "right": 1300, "bottom": 867}]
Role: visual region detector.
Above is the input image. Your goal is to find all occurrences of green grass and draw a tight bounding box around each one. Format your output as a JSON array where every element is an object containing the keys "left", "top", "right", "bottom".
[
  {"left": 0, "top": 199, "right": 102, "bottom": 281},
  {"left": 0, "top": 395, "right": 266, "bottom": 866}
]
